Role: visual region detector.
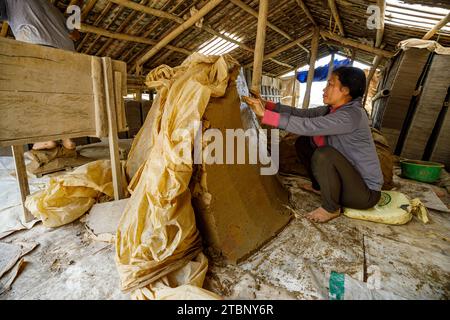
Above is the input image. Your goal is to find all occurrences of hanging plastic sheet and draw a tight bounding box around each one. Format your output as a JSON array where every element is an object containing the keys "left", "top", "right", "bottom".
[
  {"left": 297, "top": 59, "right": 351, "bottom": 83},
  {"left": 116, "top": 53, "right": 239, "bottom": 299}
]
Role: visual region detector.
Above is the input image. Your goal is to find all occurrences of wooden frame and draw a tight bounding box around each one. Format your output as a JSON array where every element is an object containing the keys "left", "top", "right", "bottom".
[{"left": 0, "top": 37, "right": 127, "bottom": 222}]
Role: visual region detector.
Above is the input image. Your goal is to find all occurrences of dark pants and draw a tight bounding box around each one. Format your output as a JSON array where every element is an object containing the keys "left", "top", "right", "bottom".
[{"left": 295, "top": 136, "right": 381, "bottom": 212}]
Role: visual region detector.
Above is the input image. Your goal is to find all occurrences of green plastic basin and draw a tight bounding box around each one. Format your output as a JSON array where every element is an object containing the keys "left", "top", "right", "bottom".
[{"left": 400, "top": 159, "right": 444, "bottom": 183}]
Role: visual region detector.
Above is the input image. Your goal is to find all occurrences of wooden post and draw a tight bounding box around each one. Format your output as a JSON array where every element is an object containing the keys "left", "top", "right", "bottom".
[
  {"left": 363, "top": 55, "right": 383, "bottom": 108},
  {"left": 327, "top": 52, "right": 335, "bottom": 81},
  {"left": 102, "top": 57, "right": 124, "bottom": 201},
  {"left": 375, "top": 0, "right": 385, "bottom": 48},
  {"left": 350, "top": 49, "right": 356, "bottom": 65},
  {"left": 302, "top": 28, "right": 319, "bottom": 109},
  {"left": 291, "top": 76, "right": 297, "bottom": 107},
  {"left": 1, "top": 22, "right": 8, "bottom": 37},
  {"left": 251, "top": 0, "right": 269, "bottom": 94},
  {"left": 11, "top": 145, "right": 34, "bottom": 223},
  {"left": 364, "top": 1, "right": 385, "bottom": 108},
  {"left": 423, "top": 12, "right": 450, "bottom": 40},
  {"left": 135, "top": 64, "right": 143, "bottom": 103}
]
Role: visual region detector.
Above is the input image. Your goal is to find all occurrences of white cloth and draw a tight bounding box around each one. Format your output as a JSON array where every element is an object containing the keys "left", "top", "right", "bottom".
[
  {"left": 3, "top": 0, "right": 74, "bottom": 51},
  {"left": 397, "top": 38, "right": 450, "bottom": 55}
]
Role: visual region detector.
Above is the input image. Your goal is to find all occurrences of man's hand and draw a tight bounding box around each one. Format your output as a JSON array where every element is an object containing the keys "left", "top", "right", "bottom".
[{"left": 242, "top": 96, "right": 265, "bottom": 118}]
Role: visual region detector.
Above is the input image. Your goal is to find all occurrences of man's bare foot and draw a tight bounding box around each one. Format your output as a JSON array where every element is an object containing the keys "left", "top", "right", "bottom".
[
  {"left": 301, "top": 183, "right": 321, "bottom": 195},
  {"left": 306, "top": 207, "right": 340, "bottom": 223},
  {"left": 32, "top": 141, "right": 57, "bottom": 150},
  {"left": 62, "top": 139, "right": 76, "bottom": 150}
]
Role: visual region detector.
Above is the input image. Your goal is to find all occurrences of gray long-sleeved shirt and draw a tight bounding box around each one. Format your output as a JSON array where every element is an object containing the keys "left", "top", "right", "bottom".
[
  {"left": 263, "top": 98, "right": 383, "bottom": 191},
  {"left": 0, "top": 0, "right": 74, "bottom": 51}
]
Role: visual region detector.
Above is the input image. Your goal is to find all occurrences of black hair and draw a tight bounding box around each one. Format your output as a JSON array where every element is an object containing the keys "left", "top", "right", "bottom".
[{"left": 332, "top": 66, "right": 366, "bottom": 99}]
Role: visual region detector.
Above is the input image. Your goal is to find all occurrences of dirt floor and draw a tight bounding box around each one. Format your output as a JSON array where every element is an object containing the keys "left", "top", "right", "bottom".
[{"left": 0, "top": 153, "right": 449, "bottom": 300}]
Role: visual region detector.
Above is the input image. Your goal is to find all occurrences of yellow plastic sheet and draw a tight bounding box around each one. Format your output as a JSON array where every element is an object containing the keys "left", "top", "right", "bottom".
[
  {"left": 25, "top": 160, "right": 113, "bottom": 228},
  {"left": 116, "top": 54, "right": 238, "bottom": 298}
]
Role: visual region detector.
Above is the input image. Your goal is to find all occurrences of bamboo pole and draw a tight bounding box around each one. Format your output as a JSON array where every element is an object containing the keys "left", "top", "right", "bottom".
[
  {"left": 79, "top": 23, "right": 192, "bottom": 56},
  {"left": 251, "top": 0, "right": 269, "bottom": 93},
  {"left": 364, "top": 0, "right": 385, "bottom": 108},
  {"left": 291, "top": 69, "right": 299, "bottom": 107},
  {"left": 295, "top": 0, "right": 317, "bottom": 26},
  {"left": 350, "top": 49, "right": 356, "bottom": 65},
  {"left": 375, "top": 0, "right": 385, "bottom": 48},
  {"left": 422, "top": 12, "right": 450, "bottom": 40},
  {"left": 319, "top": 30, "right": 394, "bottom": 58},
  {"left": 302, "top": 28, "right": 319, "bottom": 109},
  {"left": 328, "top": 0, "right": 345, "bottom": 36}
]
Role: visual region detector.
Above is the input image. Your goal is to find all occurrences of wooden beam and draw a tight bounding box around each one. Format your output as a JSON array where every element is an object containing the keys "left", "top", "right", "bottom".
[
  {"left": 328, "top": 0, "right": 345, "bottom": 36},
  {"left": 251, "top": 0, "right": 269, "bottom": 93},
  {"left": 422, "top": 12, "right": 450, "bottom": 40},
  {"left": 295, "top": 0, "right": 317, "bottom": 26},
  {"left": 302, "top": 28, "right": 319, "bottom": 109},
  {"left": 245, "top": 32, "right": 312, "bottom": 68},
  {"left": 109, "top": 0, "right": 181, "bottom": 22},
  {"left": 94, "top": 0, "right": 148, "bottom": 57},
  {"left": 79, "top": 23, "right": 192, "bottom": 56},
  {"left": 81, "top": 0, "right": 98, "bottom": 20},
  {"left": 77, "top": 2, "right": 112, "bottom": 51},
  {"left": 1, "top": 22, "right": 8, "bottom": 37},
  {"left": 230, "top": 0, "right": 309, "bottom": 53},
  {"left": 319, "top": 30, "right": 394, "bottom": 58},
  {"left": 112, "top": 0, "right": 254, "bottom": 55},
  {"left": 269, "top": 58, "right": 294, "bottom": 69},
  {"left": 136, "top": 0, "right": 223, "bottom": 66},
  {"left": 11, "top": 145, "right": 34, "bottom": 223}
]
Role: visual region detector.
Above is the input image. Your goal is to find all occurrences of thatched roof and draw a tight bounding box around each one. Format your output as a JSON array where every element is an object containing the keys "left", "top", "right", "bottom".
[{"left": 7, "top": 1, "right": 450, "bottom": 78}]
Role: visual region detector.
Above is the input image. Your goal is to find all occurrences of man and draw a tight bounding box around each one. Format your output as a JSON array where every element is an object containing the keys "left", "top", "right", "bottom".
[
  {"left": 244, "top": 66, "right": 383, "bottom": 223},
  {"left": 1, "top": 0, "right": 81, "bottom": 150}
]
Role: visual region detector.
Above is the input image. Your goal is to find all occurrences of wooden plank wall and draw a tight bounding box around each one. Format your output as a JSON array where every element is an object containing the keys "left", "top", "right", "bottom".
[
  {"left": 402, "top": 54, "right": 450, "bottom": 160},
  {"left": 377, "top": 48, "right": 430, "bottom": 151}
]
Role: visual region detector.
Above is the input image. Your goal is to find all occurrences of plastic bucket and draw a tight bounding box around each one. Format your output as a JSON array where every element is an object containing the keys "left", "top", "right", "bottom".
[{"left": 400, "top": 159, "right": 444, "bottom": 183}]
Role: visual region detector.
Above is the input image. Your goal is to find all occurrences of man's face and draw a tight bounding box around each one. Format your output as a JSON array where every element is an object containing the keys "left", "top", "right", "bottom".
[{"left": 323, "top": 74, "right": 349, "bottom": 106}]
